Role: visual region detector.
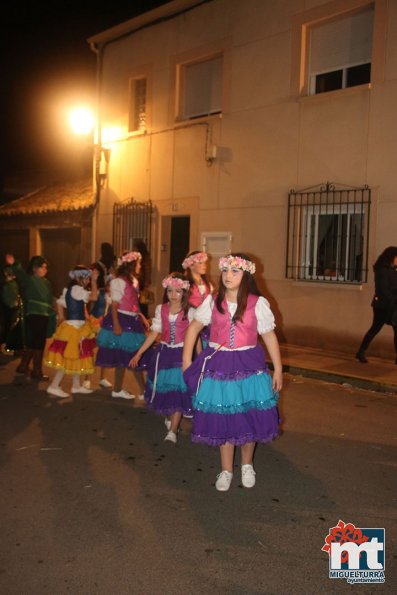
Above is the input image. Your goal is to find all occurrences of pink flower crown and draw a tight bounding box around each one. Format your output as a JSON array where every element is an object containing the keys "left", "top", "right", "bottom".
[
  {"left": 162, "top": 276, "right": 190, "bottom": 291},
  {"left": 117, "top": 251, "right": 142, "bottom": 266},
  {"left": 182, "top": 252, "right": 208, "bottom": 270},
  {"left": 218, "top": 255, "right": 256, "bottom": 275}
]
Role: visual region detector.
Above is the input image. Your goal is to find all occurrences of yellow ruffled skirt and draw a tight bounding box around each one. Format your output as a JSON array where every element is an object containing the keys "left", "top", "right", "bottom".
[{"left": 45, "top": 321, "right": 97, "bottom": 375}]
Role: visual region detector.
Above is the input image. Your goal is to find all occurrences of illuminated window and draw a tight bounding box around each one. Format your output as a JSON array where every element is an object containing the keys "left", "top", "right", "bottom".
[
  {"left": 129, "top": 77, "right": 147, "bottom": 132},
  {"left": 286, "top": 184, "right": 371, "bottom": 284}
]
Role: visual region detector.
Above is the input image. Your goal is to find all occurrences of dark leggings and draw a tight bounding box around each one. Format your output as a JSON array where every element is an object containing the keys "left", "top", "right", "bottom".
[
  {"left": 358, "top": 307, "right": 397, "bottom": 353},
  {"left": 25, "top": 314, "right": 49, "bottom": 350}
]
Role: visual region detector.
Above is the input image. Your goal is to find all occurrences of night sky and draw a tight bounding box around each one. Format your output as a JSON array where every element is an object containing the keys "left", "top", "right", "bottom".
[{"left": 1, "top": 0, "right": 170, "bottom": 188}]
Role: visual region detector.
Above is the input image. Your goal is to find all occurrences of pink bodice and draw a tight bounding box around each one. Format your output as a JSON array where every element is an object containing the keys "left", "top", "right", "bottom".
[
  {"left": 161, "top": 303, "right": 189, "bottom": 344},
  {"left": 189, "top": 283, "right": 210, "bottom": 308},
  {"left": 210, "top": 294, "right": 259, "bottom": 348},
  {"left": 118, "top": 278, "right": 140, "bottom": 313}
]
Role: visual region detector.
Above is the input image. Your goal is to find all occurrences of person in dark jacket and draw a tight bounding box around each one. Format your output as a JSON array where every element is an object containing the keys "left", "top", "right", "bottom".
[
  {"left": 5, "top": 254, "right": 56, "bottom": 379},
  {"left": 356, "top": 246, "right": 397, "bottom": 363}
]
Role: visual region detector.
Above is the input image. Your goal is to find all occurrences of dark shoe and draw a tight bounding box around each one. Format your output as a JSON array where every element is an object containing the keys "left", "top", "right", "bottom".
[
  {"left": 31, "top": 371, "right": 49, "bottom": 381},
  {"left": 16, "top": 349, "right": 33, "bottom": 374},
  {"left": 356, "top": 351, "right": 368, "bottom": 363}
]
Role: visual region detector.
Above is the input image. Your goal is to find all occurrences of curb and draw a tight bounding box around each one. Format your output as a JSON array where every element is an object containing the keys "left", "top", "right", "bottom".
[{"left": 282, "top": 364, "right": 397, "bottom": 395}]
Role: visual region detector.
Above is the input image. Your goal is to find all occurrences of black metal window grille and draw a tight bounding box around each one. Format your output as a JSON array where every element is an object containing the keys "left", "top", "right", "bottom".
[
  {"left": 113, "top": 199, "right": 153, "bottom": 257},
  {"left": 286, "top": 183, "right": 371, "bottom": 284}
]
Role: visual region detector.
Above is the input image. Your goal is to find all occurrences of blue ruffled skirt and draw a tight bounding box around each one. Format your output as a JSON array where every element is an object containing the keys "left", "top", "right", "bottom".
[
  {"left": 183, "top": 344, "right": 280, "bottom": 447},
  {"left": 96, "top": 311, "right": 146, "bottom": 368},
  {"left": 144, "top": 343, "right": 192, "bottom": 416}
]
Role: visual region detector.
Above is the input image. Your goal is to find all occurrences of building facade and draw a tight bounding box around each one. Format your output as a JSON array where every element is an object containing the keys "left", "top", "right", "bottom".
[{"left": 88, "top": 0, "right": 396, "bottom": 358}]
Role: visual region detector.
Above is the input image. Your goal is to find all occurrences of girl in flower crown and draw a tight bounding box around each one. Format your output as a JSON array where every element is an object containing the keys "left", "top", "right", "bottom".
[
  {"left": 183, "top": 253, "right": 283, "bottom": 491},
  {"left": 96, "top": 251, "right": 149, "bottom": 400},
  {"left": 129, "top": 272, "right": 194, "bottom": 443},
  {"left": 45, "top": 265, "right": 99, "bottom": 398},
  {"left": 182, "top": 250, "right": 213, "bottom": 350}
]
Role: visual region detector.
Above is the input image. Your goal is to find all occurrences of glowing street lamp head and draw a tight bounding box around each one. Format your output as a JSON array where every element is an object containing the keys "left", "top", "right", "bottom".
[{"left": 68, "top": 107, "right": 94, "bottom": 135}]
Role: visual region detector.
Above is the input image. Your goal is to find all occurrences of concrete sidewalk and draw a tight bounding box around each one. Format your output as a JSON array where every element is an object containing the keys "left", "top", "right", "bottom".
[{"left": 279, "top": 342, "right": 397, "bottom": 394}]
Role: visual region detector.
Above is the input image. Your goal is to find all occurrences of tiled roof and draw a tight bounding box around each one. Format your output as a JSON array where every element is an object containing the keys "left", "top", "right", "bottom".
[{"left": 0, "top": 178, "right": 95, "bottom": 217}]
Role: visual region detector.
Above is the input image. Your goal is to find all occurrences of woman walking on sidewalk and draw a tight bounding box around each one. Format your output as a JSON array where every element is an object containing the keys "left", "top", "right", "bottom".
[
  {"left": 183, "top": 253, "right": 282, "bottom": 492},
  {"left": 5, "top": 254, "right": 56, "bottom": 380},
  {"left": 356, "top": 246, "right": 397, "bottom": 364}
]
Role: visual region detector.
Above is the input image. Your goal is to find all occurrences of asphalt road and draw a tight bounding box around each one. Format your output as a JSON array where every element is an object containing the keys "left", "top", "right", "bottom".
[{"left": 0, "top": 355, "right": 396, "bottom": 594}]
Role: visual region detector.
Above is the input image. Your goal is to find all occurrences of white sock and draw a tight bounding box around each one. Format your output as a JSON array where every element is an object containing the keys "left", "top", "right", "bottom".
[
  {"left": 50, "top": 371, "right": 64, "bottom": 389},
  {"left": 72, "top": 374, "right": 81, "bottom": 390}
]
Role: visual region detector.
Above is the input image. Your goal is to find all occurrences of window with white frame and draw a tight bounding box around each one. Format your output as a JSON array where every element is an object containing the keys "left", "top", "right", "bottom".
[
  {"left": 128, "top": 77, "right": 147, "bottom": 133},
  {"left": 286, "top": 184, "right": 371, "bottom": 283},
  {"left": 179, "top": 54, "right": 223, "bottom": 120},
  {"left": 309, "top": 6, "right": 374, "bottom": 95}
]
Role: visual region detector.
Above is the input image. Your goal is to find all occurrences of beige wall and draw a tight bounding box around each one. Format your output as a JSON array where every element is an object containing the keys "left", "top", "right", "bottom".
[{"left": 94, "top": 0, "right": 397, "bottom": 358}]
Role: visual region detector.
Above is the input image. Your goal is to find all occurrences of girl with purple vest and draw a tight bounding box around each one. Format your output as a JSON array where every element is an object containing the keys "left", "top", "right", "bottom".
[
  {"left": 183, "top": 253, "right": 283, "bottom": 492},
  {"left": 45, "top": 265, "right": 98, "bottom": 398},
  {"left": 96, "top": 251, "right": 149, "bottom": 400},
  {"left": 129, "top": 273, "right": 194, "bottom": 444}
]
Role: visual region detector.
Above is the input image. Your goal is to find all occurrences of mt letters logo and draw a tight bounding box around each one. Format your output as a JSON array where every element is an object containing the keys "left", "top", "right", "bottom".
[{"left": 322, "top": 519, "right": 385, "bottom": 584}]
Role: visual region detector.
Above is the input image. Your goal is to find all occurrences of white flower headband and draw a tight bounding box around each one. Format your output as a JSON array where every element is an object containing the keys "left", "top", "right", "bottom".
[
  {"left": 69, "top": 268, "right": 92, "bottom": 280},
  {"left": 182, "top": 252, "right": 208, "bottom": 270},
  {"left": 218, "top": 255, "right": 256, "bottom": 275},
  {"left": 117, "top": 251, "right": 142, "bottom": 266},
  {"left": 162, "top": 276, "right": 190, "bottom": 290}
]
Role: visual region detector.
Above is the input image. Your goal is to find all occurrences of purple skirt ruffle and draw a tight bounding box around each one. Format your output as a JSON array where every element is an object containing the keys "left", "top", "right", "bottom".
[
  {"left": 144, "top": 343, "right": 192, "bottom": 416},
  {"left": 183, "top": 344, "right": 280, "bottom": 447},
  {"left": 96, "top": 311, "right": 146, "bottom": 369}
]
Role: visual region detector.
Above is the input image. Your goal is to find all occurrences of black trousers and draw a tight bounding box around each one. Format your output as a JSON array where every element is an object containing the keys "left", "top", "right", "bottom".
[
  {"left": 25, "top": 314, "right": 49, "bottom": 350},
  {"left": 358, "top": 306, "right": 397, "bottom": 353}
]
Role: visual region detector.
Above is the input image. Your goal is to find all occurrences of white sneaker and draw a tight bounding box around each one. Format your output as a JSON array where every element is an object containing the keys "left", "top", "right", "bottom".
[
  {"left": 111, "top": 389, "right": 135, "bottom": 400},
  {"left": 164, "top": 418, "right": 171, "bottom": 431},
  {"left": 82, "top": 380, "right": 91, "bottom": 389},
  {"left": 164, "top": 430, "right": 177, "bottom": 444},
  {"left": 47, "top": 386, "right": 70, "bottom": 398},
  {"left": 241, "top": 464, "right": 256, "bottom": 488},
  {"left": 71, "top": 386, "right": 94, "bottom": 394},
  {"left": 99, "top": 378, "right": 112, "bottom": 388},
  {"left": 215, "top": 470, "right": 233, "bottom": 491}
]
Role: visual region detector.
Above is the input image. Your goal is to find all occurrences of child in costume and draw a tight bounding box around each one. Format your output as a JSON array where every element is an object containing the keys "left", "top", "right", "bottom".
[
  {"left": 129, "top": 273, "right": 194, "bottom": 444},
  {"left": 83, "top": 264, "right": 113, "bottom": 390},
  {"left": 5, "top": 253, "right": 55, "bottom": 380},
  {"left": 95, "top": 251, "right": 148, "bottom": 400},
  {"left": 182, "top": 251, "right": 213, "bottom": 350},
  {"left": 45, "top": 265, "right": 98, "bottom": 398},
  {"left": 182, "top": 253, "right": 283, "bottom": 492}
]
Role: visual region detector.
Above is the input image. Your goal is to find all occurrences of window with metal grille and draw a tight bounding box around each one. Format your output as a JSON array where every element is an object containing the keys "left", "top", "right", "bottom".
[
  {"left": 129, "top": 77, "right": 147, "bottom": 132},
  {"left": 112, "top": 198, "right": 153, "bottom": 257},
  {"left": 309, "top": 6, "right": 374, "bottom": 95},
  {"left": 286, "top": 183, "right": 371, "bottom": 283}
]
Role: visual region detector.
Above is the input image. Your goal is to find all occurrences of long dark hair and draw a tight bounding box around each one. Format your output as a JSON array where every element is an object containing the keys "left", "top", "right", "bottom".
[
  {"left": 162, "top": 272, "right": 190, "bottom": 319},
  {"left": 373, "top": 246, "right": 397, "bottom": 270},
  {"left": 184, "top": 250, "right": 211, "bottom": 290},
  {"left": 116, "top": 251, "right": 142, "bottom": 283},
  {"left": 215, "top": 253, "right": 261, "bottom": 323}
]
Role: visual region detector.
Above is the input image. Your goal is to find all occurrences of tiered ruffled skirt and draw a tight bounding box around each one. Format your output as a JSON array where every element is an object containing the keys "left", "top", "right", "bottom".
[
  {"left": 95, "top": 311, "right": 146, "bottom": 368},
  {"left": 144, "top": 344, "right": 192, "bottom": 416},
  {"left": 45, "top": 321, "right": 97, "bottom": 375},
  {"left": 183, "top": 344, "right": 280, "bottom": 447}
]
